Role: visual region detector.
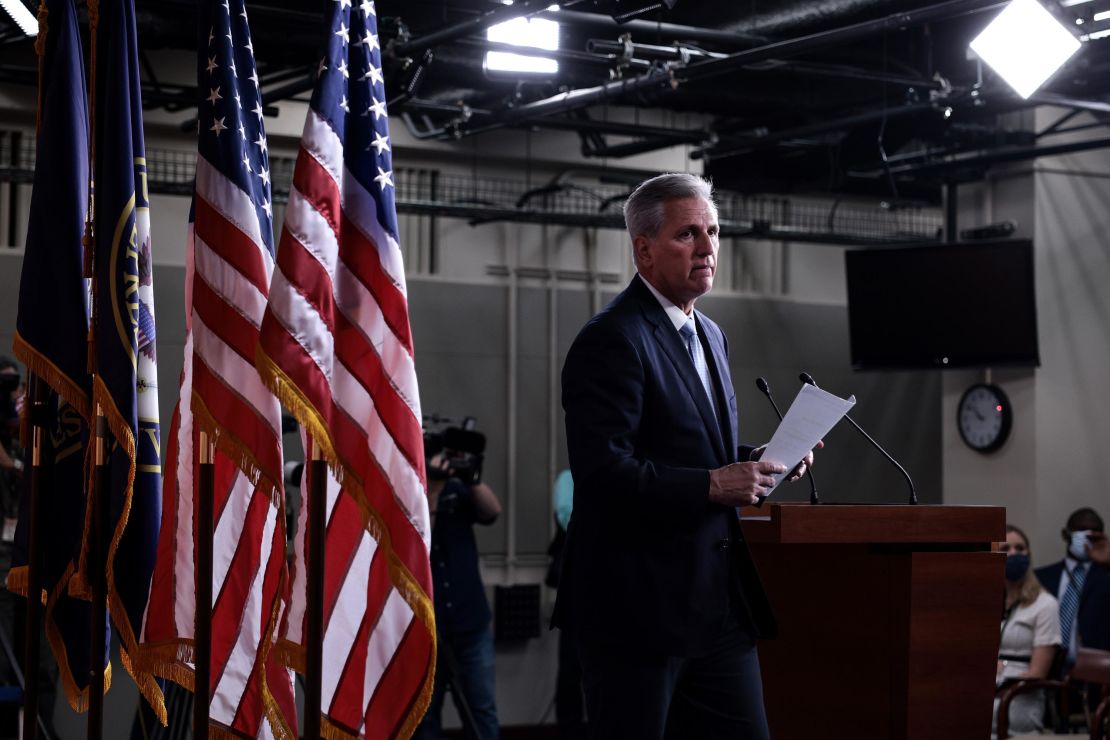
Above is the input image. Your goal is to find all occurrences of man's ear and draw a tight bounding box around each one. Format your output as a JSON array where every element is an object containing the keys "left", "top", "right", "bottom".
[
  {"left": 633, "top": 235, "right": 651, "bottom": 267},
  {"left": 1062, "top": 528, "right": 1071, "bottom": 543}
]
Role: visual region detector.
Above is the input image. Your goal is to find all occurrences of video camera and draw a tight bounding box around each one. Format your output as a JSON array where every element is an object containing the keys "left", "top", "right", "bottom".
[{"left": 423, "top": 415, "right": 486, "bottom": 486}]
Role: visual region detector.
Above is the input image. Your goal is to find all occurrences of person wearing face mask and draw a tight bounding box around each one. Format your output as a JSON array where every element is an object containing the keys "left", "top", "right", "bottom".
[
  {"left": 1035, "top": 507, "right": 1110, "bottom": 669},
  {"left": 993, "top": 524, "right": 1060, "bottom": 738}
]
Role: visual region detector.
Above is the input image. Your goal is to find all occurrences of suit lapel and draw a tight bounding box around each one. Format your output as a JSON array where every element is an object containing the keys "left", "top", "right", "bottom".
[
  {"left": 631, "top": 278, "right": 727, "bottom": 464},
  {"left": 699, "top": 312, "right": 737, "bottom": 459}
]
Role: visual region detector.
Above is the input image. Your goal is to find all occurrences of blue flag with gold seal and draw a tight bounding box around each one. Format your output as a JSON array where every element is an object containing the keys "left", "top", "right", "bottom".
[
  {"left": 9, "top": 0, "right": 106, "bottom": 713},
  {"left": 82, "top": 0, "right": 165, "bottom": 722}
]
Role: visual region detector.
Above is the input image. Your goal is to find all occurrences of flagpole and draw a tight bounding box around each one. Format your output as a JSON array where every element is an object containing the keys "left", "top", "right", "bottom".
[
  {"left": 191, "top": 7, "right": 211, "bottom": 737},
  {"left": 305, "top": 439, "right": 327, "bottom": 740},
  {"left": 88, "top": 406, "right": 109, "bottom": 740},
  {"left": 85, "top": 2, "right": 104, "bottom": 731},
  {"left": 194, "top": 429, "right": 214, "bottom": 740},
  {"left": 21, "top": 375, "right": 46, "bottom": 740}
]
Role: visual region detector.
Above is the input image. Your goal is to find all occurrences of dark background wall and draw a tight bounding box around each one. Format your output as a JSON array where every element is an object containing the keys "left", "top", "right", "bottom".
[{"left": 0, "top": 253, "right": 942, "bottom": 563}]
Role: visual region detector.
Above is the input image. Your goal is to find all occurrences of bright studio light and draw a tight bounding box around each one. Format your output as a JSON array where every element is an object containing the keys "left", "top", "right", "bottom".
[
  {"left": 1, "top": 0, "right": 38, "bottom": 36},
  {"left": 970, "top": 0, "right": 1082, "bottom": 99},
  {"left": 485, "top": 16, "right": 559, "bottom": 75}
]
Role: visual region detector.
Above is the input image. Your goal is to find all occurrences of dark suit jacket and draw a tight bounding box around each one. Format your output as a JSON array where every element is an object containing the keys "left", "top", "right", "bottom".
[
  {"left": 1036, "top": 559, "right": 1110, "bottom": 653},
  {"left": 554, "top": 275, "right": 775, "bottom": 656}
]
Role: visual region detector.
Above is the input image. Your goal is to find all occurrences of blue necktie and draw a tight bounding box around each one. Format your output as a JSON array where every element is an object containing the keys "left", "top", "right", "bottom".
[
  {"left": 1060, "top": 563, "right": 1087, "bottom": 653},
  {"left": 679, "top": 318, "right": 716, "bottom": 415}
]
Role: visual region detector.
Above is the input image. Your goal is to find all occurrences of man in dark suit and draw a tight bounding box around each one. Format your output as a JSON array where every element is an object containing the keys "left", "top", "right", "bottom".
[
  {"left": 554, "top": 173, "right": 816, "bottom": 740},
  {"left": 1035, "top": 507, "right": 1110, "bottom": 665}
]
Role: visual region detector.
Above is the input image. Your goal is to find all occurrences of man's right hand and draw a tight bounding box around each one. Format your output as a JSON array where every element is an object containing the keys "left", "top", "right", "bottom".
[{"left": 708, "top": 461, "right": 786, "bottom": 507}]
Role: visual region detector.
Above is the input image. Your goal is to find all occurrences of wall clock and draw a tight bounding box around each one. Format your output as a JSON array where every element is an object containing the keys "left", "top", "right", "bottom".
[{"left": 957, "top": 383, "right": 1012, "bottom": 453}]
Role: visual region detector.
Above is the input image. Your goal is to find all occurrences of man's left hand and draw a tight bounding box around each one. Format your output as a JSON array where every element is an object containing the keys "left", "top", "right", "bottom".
[{"left": 786, "top": 440, "right": 824, "bottom": 483}]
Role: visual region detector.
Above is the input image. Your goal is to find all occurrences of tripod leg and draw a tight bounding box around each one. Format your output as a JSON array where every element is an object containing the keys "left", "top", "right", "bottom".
[{"left": 437, "top": 631, "right": 482, "bottom": 738}]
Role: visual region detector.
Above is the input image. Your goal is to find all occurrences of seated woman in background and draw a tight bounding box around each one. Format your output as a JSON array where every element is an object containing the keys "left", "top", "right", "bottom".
[{"left": 993, "top": 523, "right": 1061, "bottom": 738}]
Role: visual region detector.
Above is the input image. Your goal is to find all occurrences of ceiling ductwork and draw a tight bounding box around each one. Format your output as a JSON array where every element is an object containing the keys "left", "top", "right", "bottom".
[{"left": 0, "top": 0, "right": 1105, "bottom": 203}]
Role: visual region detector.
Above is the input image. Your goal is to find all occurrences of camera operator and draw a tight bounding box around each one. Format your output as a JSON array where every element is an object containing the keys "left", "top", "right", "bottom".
[
  {"left": 415, "top": 426, "right": 502, "bottom": 740},
  {"left": 0, "top": 359, "right": 25, "bottom": 540}
]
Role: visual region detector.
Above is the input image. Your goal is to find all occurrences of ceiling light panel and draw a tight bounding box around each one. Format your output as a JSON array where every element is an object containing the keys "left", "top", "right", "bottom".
[
  {"left": 970, "top": 0, "right": 1082, "bottom": 98},
  {"left": 0, "top": 0, "right": 38, "bottom": 36},
  {"left": 485, "top": 16, "right": 559, "bottom": 74}
]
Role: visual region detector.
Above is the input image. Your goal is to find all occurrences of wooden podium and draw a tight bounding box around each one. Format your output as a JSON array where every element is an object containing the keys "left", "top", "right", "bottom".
[{"left": 742, "top": 503, "right": 1005, "bottom": 740}]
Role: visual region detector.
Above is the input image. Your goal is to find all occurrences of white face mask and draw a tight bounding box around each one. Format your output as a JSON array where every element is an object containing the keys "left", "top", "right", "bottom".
[{"left": 1069, "top": 530, "right": 1094, "bottom": 562}]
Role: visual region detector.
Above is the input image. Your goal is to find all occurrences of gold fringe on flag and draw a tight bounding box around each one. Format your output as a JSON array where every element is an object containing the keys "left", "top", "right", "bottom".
[
  {"left": 86, "top": 376, "right": 167, "bottom": 725},
  {"left": 255, "top": 345, "right": 438, "bottom": 737},
  {"left": 258, "top": 563, "right": 297, "bottom": 740},
  {"left": 192, "top": 391, "right": 282, "bottom": 507},
  {"left": 130, "top": 638, "right": 197, "bottom": 693}
]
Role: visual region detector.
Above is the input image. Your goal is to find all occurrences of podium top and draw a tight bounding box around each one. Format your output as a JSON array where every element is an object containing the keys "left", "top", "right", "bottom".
[{"left": 740, "top": 503, "right": 1006, "bottom": 545}]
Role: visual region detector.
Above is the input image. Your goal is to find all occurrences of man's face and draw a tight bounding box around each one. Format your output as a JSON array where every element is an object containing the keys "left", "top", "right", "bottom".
[
  {"left": 1064, "top": 514, "right": 1105, "bottom": 551},
  {"left": 634, "top": 196, "right": 719, "bottom": 313}
]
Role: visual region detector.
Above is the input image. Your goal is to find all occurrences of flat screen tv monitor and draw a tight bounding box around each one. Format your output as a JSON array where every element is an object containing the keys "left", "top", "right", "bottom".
[{"left": 845, "top": 239, "right": 1040, "bottom": 370}]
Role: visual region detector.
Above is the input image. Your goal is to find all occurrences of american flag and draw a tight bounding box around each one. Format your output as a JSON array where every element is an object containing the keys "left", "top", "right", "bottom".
[
  {"left": 136, "top": 0, "right": 296, "bottom": 736},
  {"left": 255, "top": 0, "right": 435, "bottom": 736}
]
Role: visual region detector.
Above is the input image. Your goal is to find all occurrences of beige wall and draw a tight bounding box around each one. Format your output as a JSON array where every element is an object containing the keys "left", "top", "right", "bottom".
[{"left": 944, "top": 107, "right": 1110, "bottom": 563}]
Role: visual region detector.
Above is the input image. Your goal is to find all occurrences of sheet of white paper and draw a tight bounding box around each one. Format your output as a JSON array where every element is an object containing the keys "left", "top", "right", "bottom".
[{"left": 759, "top": 384, "right": 855, "bottom": 495}]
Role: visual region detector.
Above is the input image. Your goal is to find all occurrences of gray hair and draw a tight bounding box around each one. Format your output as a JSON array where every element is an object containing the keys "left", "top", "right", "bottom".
[{"left": 623, "top": 173, "right": 716, "bottom": 242}]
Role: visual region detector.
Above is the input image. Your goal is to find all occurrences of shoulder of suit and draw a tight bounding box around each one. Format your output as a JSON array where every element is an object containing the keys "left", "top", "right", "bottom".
[
  {"left": 585, "top": 281, "right": 653, "bottom": 328},
  {"left": 569, "top": 289, "right": 652, "bottom": 358}
]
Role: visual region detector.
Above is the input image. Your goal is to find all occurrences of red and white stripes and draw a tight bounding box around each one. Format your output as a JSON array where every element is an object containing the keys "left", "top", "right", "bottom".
[
  {"left": 138, "top": 156, "right": 297, "bottom": 738},
  {"left": 258, "top": 104, "right": 433, "bottom": 739}
]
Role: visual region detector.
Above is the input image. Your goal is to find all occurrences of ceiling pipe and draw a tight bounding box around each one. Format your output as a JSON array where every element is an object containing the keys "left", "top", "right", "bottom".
[
  {"left": 536, "top": 9, "right": 767, "bottom": 48},
  {"left": 692, "top": 100, "right": 940, "bottom": 161},
  {"left": 255, "top": 64, "right": 316, "bottom": 87},
  {"left": 260, "top": 73, "right": 317, "bottom": 106},
  {"left": 456, "top": 37, "right": 652, "bottom": 70},
  {"left": 397, "top": 200, "right": 928, "bottom": 245},
  {"left": 1028, "top": 91, "right": 1110, "bottom": 115},
  {"left": 880, "top": 133, "right": 1110, "bottom": 177},
  {"left": 460, "top": 64, "right": 677, "bottom": 134},
  {"left": 1036, "top": 109, "right": 1083, "bottom": 138},
  {"left": 676, "top": 0, "right": 1008, "bottom": 86},
  {"left": 582, "top": 135, "right": 692, "bottom": 158},
  {"left": 396, "top": 98, "right": 708, "bottom": 148},
  {"left": 718, "top": 0, "right": 1007, "bottom": 39},
  {"left": 702, "top": 83, "right": 1110, "bottom": 164},
  {"left": 515, "top": 114, "right": 707, "bottom": 141},
  {"left": 402, "top": 98, "right": 490, "bottom": 117},
  {"left": 586, "top": 38, "right": 727, "bottom": 62},
  {"left": 588, "top": 38, "right": 940, "bottom": 88},
  {"left": 455, "top": 0, "right": 1004, "bottom": 140},
  {"left": 768, "top": 60, "right": 940, "bottom": 89}
]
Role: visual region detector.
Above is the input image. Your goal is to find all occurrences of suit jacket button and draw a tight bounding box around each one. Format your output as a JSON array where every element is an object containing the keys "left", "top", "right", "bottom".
[{"left": 714, "top": 539, "right": 730, "bottom": 551}]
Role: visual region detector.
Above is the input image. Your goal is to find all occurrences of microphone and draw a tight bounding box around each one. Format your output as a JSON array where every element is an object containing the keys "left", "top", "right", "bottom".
[
  {"left": 756, "top": 378, "right": 821, "bottom": 505},
  {"left": 799, "top": 372, "right": 918, "bottom": 505}
]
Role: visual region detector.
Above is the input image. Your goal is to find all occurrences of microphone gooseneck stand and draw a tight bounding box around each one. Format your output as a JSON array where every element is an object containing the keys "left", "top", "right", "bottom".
[{"left": 798, "top": 372, "right": 918, "bottom": 505}]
